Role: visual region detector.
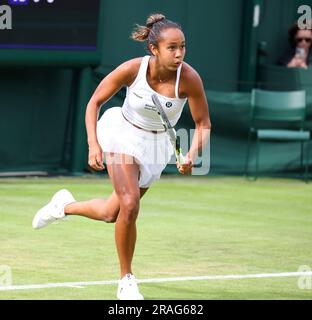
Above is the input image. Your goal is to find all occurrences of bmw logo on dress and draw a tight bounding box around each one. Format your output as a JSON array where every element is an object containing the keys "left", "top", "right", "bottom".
[{"left": 165, "top": 102, "right": 173, "bottom": 108}]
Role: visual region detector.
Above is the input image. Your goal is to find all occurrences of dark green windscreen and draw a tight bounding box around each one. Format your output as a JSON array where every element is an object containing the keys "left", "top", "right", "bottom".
[{"left": 0, "top": 0, "right": 311, "bottom": 176}]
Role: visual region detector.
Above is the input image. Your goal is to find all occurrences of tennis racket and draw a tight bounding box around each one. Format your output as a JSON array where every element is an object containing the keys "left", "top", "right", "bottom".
[{"left": 151, "top": 94, "right": 186, "bottom": 165}]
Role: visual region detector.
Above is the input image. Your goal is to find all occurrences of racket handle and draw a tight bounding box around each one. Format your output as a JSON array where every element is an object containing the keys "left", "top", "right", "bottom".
[
  {"left": 176, "top": 149, "right": 186, "bottom": 165},
  {"left": 176, "top": 150, "right": 202, "bottom": 168}
]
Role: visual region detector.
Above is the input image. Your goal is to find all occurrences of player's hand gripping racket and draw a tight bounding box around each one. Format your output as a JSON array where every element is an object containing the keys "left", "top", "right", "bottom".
[{"left": 151, "top": 94, "right": 186, "bottom": 166}]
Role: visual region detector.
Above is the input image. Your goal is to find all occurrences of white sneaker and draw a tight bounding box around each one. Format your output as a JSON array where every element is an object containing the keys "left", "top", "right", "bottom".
[
  {"left": 117, "top": 273, "right": 144, "bottom": 300},
  {"left": 32, "top": 189, "right": 76, "bottom": 229}
]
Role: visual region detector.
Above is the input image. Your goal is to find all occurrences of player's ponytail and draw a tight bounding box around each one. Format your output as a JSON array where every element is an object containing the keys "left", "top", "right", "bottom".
[
  {"left": 146, "top": 13, "right": 166, "bottom": 29},
  {"left": 131, "top": 13, "right": 182, "bottom": 53},
  {"left": 131, "top": 13, "right": 166, "bottom": 42}
]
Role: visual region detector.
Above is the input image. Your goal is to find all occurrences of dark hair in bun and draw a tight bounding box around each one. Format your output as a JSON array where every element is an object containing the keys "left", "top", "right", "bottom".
[{"left": 131, "top": 13, "right": 182, "bottom": 53}]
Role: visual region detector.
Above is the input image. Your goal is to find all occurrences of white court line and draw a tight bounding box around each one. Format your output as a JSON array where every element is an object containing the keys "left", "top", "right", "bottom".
[{"left": 0, "top": 271, "right": 311, "bottom": 291}]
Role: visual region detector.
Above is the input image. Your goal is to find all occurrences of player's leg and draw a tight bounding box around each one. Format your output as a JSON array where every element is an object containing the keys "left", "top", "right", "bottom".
[
  {"left": 128, "top": 187, "right": 148, "bottom": 267},
  {"left": 64, "top": 187, "right": 148, "bottom": 222},
  {"left": 105, "top": 153, "right": 145, "bottom": 300},
  {"left": 105, "top": 153, "right": 141, "bottom": 278},
  {"left": 65, "top": 192, "right": 119, "bottom": 222},
  {"left": 32, "top": 174, "right": 148, "bottom": 228}
]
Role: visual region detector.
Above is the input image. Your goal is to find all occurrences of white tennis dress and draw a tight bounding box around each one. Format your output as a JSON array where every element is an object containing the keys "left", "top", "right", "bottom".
[{"left": 97, "top": 55, "right": 187, "bottom": 187}]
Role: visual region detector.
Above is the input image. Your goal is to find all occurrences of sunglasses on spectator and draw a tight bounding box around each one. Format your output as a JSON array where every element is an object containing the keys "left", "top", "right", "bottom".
[{"left": 296, "top": 37, "right": 312, "bottom": 43}]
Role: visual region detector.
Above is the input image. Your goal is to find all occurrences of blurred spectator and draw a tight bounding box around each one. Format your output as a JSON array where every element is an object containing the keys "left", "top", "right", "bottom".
[{"left": 277, "top": 22, "right": 312, "bottom": 69}]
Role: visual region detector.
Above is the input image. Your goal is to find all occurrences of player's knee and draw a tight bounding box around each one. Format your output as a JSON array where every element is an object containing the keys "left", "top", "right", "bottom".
[
  {"left": 105, "top": 212, "right": 118, "bottom": 223},
  {"left": 98, "top": 207, "right": 119, "bottom": 223},
  {"left": 120, "top": 197, "right": 139, "bottom": 224}
]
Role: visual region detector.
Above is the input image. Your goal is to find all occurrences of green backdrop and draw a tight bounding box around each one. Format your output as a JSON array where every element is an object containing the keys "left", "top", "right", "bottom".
[
  {"left": 0, "top": 68, "right": 75, "bottom": 173},
  {"left": 0, "top": 0, "right": 311, "bottom": 177}
]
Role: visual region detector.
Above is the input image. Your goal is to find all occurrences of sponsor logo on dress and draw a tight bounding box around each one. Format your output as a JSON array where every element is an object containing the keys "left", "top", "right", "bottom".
[
  {"left": 145, "top": 104, "right": 157, "bottom": 111},
  {"left": 133, "top": 92, "right": 143, "bottom": 99},
  {"left": 166, "top": 102, "right": 173, "bottom": 108}
]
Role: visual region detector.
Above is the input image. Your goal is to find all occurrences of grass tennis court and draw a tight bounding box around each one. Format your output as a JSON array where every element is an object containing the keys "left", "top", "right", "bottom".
[{"left": 0, "top": 176, "right": 311, "bottom": 300}]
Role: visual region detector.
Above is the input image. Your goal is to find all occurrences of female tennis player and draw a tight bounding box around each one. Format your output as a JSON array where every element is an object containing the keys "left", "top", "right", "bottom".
[{"left": 32, "top": 13, "right": 211, "bottom": 300}]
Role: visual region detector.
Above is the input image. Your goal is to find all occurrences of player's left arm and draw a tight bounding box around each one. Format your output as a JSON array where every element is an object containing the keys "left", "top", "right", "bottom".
[{"left": 180, "top": 66, "right": 211, "bottom": 174}]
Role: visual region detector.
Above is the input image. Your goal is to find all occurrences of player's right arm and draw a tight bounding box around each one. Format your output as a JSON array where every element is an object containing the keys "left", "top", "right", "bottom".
[{"left": 85, "top": 58, "right": 142, "bottom": 170}]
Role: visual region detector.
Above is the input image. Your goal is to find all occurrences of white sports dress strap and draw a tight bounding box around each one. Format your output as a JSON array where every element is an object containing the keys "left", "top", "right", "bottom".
[
  {"left": 137, "top": 56, "right": 150, "bottom": 80},
  {"left": 175, "top": 64, "right": 182, "bottom": 99},
  {"left": 128, "top": 56, "right": 149, "bottom": 89}
]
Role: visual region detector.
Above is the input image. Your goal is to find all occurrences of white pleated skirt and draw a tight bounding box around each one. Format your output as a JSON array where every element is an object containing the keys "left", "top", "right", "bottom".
[{"left": 97, "top": 107, "right": 173, "bottom": 188}]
